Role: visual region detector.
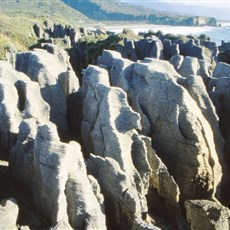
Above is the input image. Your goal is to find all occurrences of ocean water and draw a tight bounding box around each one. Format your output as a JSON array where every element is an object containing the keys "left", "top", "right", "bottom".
[{"left": 105, "top": 24, "right": 230, "bottom": 45}]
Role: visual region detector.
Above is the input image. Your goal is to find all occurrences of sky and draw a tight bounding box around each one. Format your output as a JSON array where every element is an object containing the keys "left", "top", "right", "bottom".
[{"left": 122, "top": 0, "right": 230, "bottom": 20}]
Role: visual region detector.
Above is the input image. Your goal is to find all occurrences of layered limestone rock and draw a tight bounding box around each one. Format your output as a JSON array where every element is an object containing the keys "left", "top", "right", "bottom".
[
  {"left": 135, "top": 36, "right": 164, "bottom": 60},
  {"left": 98, "top": 50, "right": 222, "bottom": 202},
  {"left": 10, "top": 119, "right": 106, "bottom": 229},
  {"left": 209, "top": 76, "right": 230, "bottom": 205},
  {"left": 183, "top": 75, "right": 224, "bottom": 158},
  {"left": 210, "top": 65, "right": 230, "bottom": 151},
  {"left": 143, "top": 136, "right": 180, "bottom": 211},
  {"left": 213, "top": 62, "right": 230, "bottom": 79},
  {"left": 178, "top": 56, "right": 200, "bottom": 78},
  {"left": 185, "top": 200, "right": 230, "bottom": 230},
  {"left": 170, "top": 55, "right": 211, "bottom": 84},
  {"left": 15, "top": 49, "right": 79, "bottom": 137},
  {"left": 0, "top": 61, "right": 49, "bottom": 153},
  {"left": 87, "top": 155, "right": 159, "bottom": 230},
  {"left": 0, "top": 198, "right": 19, "bottom": 230},
  {"left": 209, "top": 77, "right": 230, "bottom": 149},
  {"left": 81, "top": 65, "right": 156, "bottom": 228}
]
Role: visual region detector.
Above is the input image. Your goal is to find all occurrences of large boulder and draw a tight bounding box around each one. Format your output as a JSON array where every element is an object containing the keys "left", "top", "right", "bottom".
[
  {"left": 10, "top": 119, "right": 106, "bottom": 229},
  {"left": 98, "top": 50, "right": 222, "bottom": 202},
  {"left": 15, "top": 49, "right": 79, "bottom": 138}
]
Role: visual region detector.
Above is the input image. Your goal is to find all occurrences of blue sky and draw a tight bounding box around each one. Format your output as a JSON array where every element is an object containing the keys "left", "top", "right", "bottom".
[{"left": 122, "top": 0, "right": 230, "bottom": 20}]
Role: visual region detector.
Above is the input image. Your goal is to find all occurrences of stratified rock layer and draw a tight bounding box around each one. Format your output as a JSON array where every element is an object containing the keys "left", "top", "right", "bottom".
[
  {"left": 10, "top": 119, "right": 106, "bottom": 229},
  {"left": 80, "top": 65, "right": 157, "bottom": 229},
  {"left": 185, "top": 200, "right": 230, "bottom": 230},
  {"left": 98, "top": 50, "right": 222, "bottom": 201},
  {"left": 0, "top": 61, "right": 50, "bottom": 153},
  {"left": 16, "top": 49, "right": 79, "bottom": 137}
]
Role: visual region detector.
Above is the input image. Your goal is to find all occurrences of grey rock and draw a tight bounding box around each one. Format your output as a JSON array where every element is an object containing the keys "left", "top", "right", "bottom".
[
  {"left": 99, "top": 51, "right": 222, "bottom": 201},
  {"left": 53, "top": 24, "right": 67, "bottom": 38},
  {"left": 213, "top": 62, "right": 230, "bottom": 78},
  {"left": 143, "top": 136, "right": 180, "bottom": 209},
  {"left": 209, "top": 77, "right": 230, "bottom": 139},
  {"left": 198, "top": 59, "right": 212, "bottom": 86},
  {"left": 40, "top": 43, "right": 71, "bottom": 68},
  {"left": 0, "top": 61, "right": 49, "bottom": 152},
  {"left": 0, "top": 198, "right": 18, "bottom": 230},
  {"left": 179, "top": 39, "right": 205, "bottom": 60},
  {"left": 123, "top": 38, "right": 138, "bottom": 61},
  {"left": 16, "top": 49, "right": 78, "bottom": 137},
  {"left": 185, "top": 200, "right": 230, "bottom": 230},
  {"left": 162, "top": 39, "right": 172, "bottom": 60},
  {"left": 33, "top": 23, "right": 43, "bottom": 38},
  {"left": 185, "top": 75, "right": 224, "bottom": 158},
  {"left": 51, "top": 220, "right": 72, "bottom": 230},
  {"left": 97, "top": 49, "right": 122, "bottom": 70},
  {"left": 170, "top": 43, "right": 180, "bottom": 57},
  {"left": 178, "top": 56, "right": 200, "bottom": 78},
  {"left": 218, "top": 41, "right": 230, "bottom": 64},
  {"left": 170, "top": 55, "right": 184, "bottom": 71},
  {"left": 135, "top": 36, "right": 164, "bottom": 60},
  {"left": 81, "top": 65, "right": 156, "bottom": 228},
  {"left": 201, "top": 41, "right": 218, "bottom": 59},
  {"left": 87, "top": 155, "right": 157, "bottom": 230},
  {"left": 10, "top": 120, "right": 106, "bottom": 229}
]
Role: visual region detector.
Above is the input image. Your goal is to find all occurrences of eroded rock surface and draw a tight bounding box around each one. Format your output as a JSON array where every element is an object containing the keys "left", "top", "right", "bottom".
[
  {"left": 15, "top": 49, "right": 79, "bottom": 138},
  {"left": 185, "top": 200, "right": 230, "bottom": 230},
  {"left": 80, "top": 65, "right": 157, "bottom": 228},
  {"left": 98, "top": 50, "right": 222, "bottom": 202},
  {"left": 0, "top": 61, "right": 49, "bottom": 153},
  {"left": 10, "top": 119, "right": 106, "bottom": 229}
]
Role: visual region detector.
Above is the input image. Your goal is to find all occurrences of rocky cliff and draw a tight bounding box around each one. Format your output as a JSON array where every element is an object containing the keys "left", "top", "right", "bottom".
[{"left": 0, "top": 30, "right": 230, "bottom": 230}]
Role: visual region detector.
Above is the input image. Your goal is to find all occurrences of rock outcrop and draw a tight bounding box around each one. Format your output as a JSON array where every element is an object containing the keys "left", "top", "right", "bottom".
[
  {"left": 185, "top": 200, "right": 230, "bottom": 230},
  {"left": 177, "top": 56, "right": 200, "bottom": 78},
  {"left": 16, "top": 49, "right": 79, "bottom": 138},
  {"left": 134, "top": 36, "right": 164, "bottom": 60},
  {"left": 0, "top": 61, "right": 49, "bottom": 154},
  {"left": 10, "top": 119, "right": 106, "bottom": 229},
  {"left": 2, "top": 28, "right": 230, "bottom": 229},
  {"left": 213, "top": 62, "right": 230, "bottom": 79},
  {"left": 98, "top": 50, "right": 222, "bottom": 202},
  {"left": 183, "top": 75, "right": 224, "bottom": 157},
  {"left": 218, "top": 41, "right": 230, "bottom": 64},
  {"left": 80, "top": 65, "right": 157, "bottom": 228},
  {"left": 209, "top": 69, "right": 230, "bottom": 157},
  {"left": 33, "top": 21, "right": 82, "bottom": 46}
]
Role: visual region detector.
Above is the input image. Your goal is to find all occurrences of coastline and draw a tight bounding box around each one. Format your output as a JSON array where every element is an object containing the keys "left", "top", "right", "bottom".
[{"left": 101, "top": 24, "right": 230, "bottom": 45}]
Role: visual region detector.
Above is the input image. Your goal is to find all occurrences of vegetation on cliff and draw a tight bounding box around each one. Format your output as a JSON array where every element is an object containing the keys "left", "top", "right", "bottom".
[{"left": 63, "top": 0, "right": 217, "bottom": 26}]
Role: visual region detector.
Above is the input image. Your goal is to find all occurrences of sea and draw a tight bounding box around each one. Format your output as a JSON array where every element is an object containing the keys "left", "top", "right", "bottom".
[{"left": 104, "top": 22, "right": 230, "bottom": 45}]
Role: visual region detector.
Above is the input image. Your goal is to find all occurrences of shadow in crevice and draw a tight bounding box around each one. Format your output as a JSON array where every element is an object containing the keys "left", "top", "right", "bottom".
[{"left": 0, "top": 158, "right": 50, "bottom": 229}]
